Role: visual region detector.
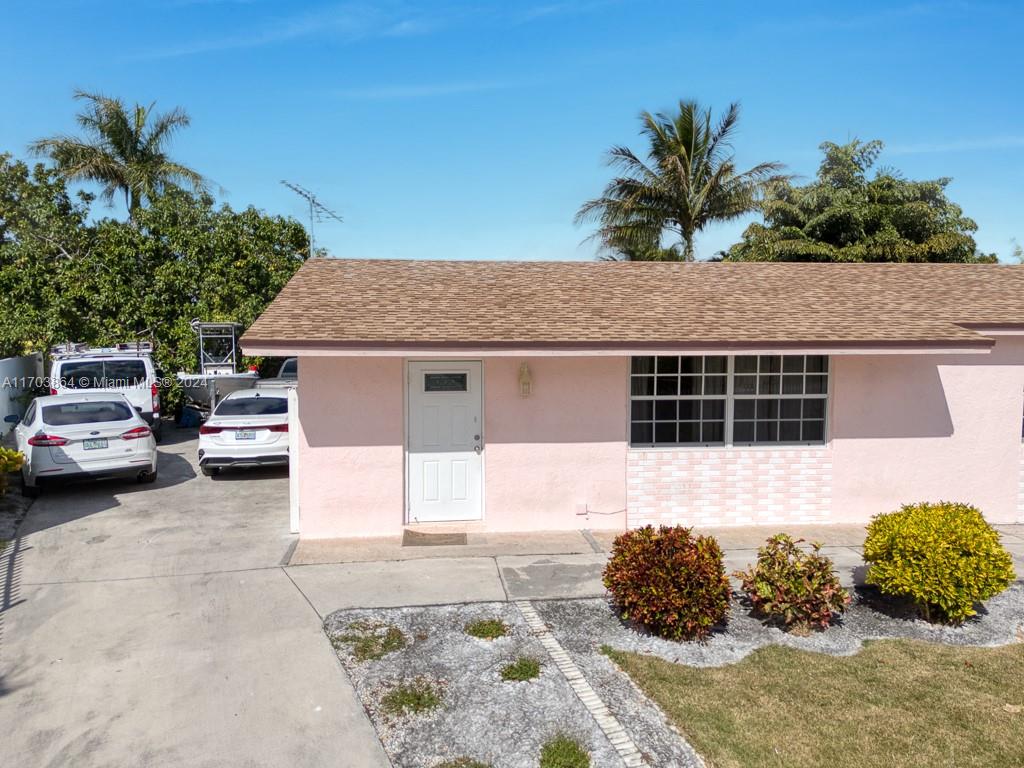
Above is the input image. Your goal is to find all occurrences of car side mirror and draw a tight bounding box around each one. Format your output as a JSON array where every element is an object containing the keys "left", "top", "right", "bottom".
[{"left": 4, "top": 414, "right": 21, "bottom": 424}]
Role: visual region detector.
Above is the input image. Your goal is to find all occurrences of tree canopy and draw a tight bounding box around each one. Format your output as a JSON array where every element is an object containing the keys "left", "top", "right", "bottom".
[
  {"left": 577, "top": 101, "right": 784, "bottom": 261},
  {"left": 726, "top": 139, "right": 995, "bottom": 263},
  {"left": 29, "top": 91, "right": 207, "bottom": 216},
  {"left": 0, "top": 153, "right": 308, "bottom": 409}
]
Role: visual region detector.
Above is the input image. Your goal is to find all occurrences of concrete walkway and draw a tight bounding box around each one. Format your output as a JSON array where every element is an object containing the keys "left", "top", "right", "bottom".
[{"left": 0, "top": 431, "right": 390, "bottom": 768}]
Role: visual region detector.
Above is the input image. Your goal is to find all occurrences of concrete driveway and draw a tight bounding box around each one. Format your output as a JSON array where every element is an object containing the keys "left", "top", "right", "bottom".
[{"left": 0, "top": 427, "right": 389, "bottom": 768}]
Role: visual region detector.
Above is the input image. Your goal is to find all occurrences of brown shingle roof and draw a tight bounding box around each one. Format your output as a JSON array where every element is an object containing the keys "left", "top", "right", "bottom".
[{"left": 241, "top": 259, "right": 1024, "bottom": 351}]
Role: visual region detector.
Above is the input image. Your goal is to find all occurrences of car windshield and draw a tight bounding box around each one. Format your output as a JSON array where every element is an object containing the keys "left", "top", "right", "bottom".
[
  {"left": 215, "top": 397, "right": 288, "bottom": 417},
  {"left": 42, "top": 401, "right": 135, "bottom": 426},
  {"left": 279, "top": 359, "right": 297, "bottom": 377},
  {"left": 61, "top": 360, "right": 147, "bottom": 388}
]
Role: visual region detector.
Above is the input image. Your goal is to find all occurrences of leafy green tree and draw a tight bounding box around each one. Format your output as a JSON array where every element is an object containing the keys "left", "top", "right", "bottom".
[
  {"left": 577, "top": 100, "right": 784, "bottom": 261},
  {"left": 0, "top": 154, "right": 307, "bottom": 411},
  {"left": 29, "top": 91, "right": 207, "bottom": 216},
  {"left": 726, "top": 139, "right": 996, "bottom": 262}
]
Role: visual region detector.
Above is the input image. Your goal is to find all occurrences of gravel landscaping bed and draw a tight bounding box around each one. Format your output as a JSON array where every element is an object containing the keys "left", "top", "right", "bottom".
[
  {"left": 325, "top": 602, "right": 628, "bottom": 768},
  {"left": 535, "top": 582, "right": 1024, "bottom": 669}
]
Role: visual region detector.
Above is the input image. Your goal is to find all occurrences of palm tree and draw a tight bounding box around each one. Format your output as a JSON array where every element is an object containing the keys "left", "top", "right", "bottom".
[
  {"left": 30, "top": 90, "right": 207, "bottom": 216},
  {"left": 577, "top": 100, "right": 784, "bottom": 261}
]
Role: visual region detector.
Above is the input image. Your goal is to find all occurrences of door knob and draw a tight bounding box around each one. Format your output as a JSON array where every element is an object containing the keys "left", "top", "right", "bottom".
[{"left": 474, "top": 445, "right": 482, "bottom": 454}]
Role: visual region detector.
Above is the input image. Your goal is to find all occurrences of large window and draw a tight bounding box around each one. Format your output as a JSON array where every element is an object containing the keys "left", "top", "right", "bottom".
[{"left": 630, "top": 355, "right": 829, "bottom": 447}]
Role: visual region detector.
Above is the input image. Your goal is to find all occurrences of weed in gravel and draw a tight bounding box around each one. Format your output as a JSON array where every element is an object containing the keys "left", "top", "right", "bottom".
[
  {"left": 330, "top": 620, "right": 407, "bottom": 661},
  {"left": 433, "top": 759, "right": 490, "bottom": 768},
  {"left": 539, "top": 734, "right": 590, "bottom": 768},
  {"left": 381, "top": 677, "right": 443, "bottom": 717},
  {"left": 465, "top": 618, "right": 508, "bottom": 640},
  {"left": 500, "top": 656, "right": 542, "bottom": 682}
]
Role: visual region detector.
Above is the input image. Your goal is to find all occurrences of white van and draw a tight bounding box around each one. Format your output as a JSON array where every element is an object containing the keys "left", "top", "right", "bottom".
[{"left": 49, "top": 343, "right": 163, "bottom": 441}]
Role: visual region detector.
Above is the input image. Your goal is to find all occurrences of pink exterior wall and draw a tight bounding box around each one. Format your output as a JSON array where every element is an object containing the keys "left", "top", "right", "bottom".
[
  {"left": 296, "top": 339, "right": 1024, "bottom": 538},
  {"left": 828, "top": 338, "right": 1024, "bottom": 524},
  {"left": 296, "top": 356, "right": 628, "bottom": 538},
  {"left": 297, "top": 357, "right": 405, "bottom": 538},
  {"left": 483, "top": 357, "right": 628, "bottom": 531}
]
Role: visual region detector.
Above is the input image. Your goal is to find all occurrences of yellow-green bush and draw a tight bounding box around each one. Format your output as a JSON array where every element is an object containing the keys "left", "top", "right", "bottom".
[
  {"left": 863, "top": 502, "right": 1015, "bottom": 623},
  {"left": 0, "top": 447, "right": 26, "bottom": 496}
]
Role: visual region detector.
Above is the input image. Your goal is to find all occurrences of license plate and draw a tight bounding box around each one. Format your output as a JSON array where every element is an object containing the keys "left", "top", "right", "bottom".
[
  {"left": 234, "top": 431, "right": 256, "bottom": 441},
  {"left": 83, "top": 438, "right": 108, "bottom": 450}
]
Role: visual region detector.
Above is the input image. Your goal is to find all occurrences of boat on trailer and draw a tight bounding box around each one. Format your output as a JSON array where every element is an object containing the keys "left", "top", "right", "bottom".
[{"left": 176, "top": 321, "right": 258, "bottom": 412}]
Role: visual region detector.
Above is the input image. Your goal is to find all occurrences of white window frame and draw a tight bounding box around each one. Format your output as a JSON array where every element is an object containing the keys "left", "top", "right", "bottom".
[{"left": 629, "top": 354, "right": 831, "bottom": 448}]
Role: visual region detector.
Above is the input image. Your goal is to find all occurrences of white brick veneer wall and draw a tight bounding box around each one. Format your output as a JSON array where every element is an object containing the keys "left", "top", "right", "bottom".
[{"left": 626, "top": 447, "right": 833, "bottom": 528}]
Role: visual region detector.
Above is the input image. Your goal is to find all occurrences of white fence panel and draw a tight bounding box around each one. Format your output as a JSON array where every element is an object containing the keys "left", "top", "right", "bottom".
[{"left": 0, "top": 353, "right": 44, "bottom": 435}]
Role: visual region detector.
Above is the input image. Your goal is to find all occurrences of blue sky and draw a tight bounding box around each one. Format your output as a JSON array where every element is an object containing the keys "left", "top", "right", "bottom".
[{"left": 2, "top": 0, "right": 1022, "bottom": 261}]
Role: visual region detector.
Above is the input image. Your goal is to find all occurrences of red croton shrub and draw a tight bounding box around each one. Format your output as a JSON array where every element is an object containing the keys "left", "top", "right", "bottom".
[
  {"left": 603, "top": 525, "right": 730, "bottom": 641},
  {"left": 734, "top": 534, "right": 851, "bottom": 633}
]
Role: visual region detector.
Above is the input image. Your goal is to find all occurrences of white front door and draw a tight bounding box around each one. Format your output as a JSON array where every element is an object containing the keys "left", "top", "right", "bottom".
[{"left": 407, "top": 361, "right": 483, "bottom": 523}]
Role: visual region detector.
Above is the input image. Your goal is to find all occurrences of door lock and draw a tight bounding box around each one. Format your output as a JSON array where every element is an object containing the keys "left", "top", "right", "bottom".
[{"left": 474, "top": 445, "right": 482, "bottom": 454}]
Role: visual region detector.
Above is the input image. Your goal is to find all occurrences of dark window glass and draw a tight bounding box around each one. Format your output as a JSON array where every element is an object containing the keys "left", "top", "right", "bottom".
[
  {"left": 659, "top": 356, "right": 681, "bottom": 374},
  {"left": 782, "top": 375, "right": 804, "bottom": 394},
  {"left": 806, "top": 355, "right": 828, "bottom": 373},
  {"left": 733, "top": 421, "right": 755, "bottom": 442},
  {"left": 782, "top": 356, "right": 804, "bottom": 373},
  {"left": 734, "top": 375, "right": 757, "bottom": 395},
  {"left": 806, "top": 375, "right": 828, "bottom": 394},
  {"left": 735, "top": 356, "right": 758, "bottom": 373},
  {"left": 704, "top": 375, "right": 727, "bottom": 395},
  {"left": 424, "top": 373, "right": 467, "bottom": 392},
  {"left": 103, "top": 361, "right": 147, "bottom": 386},
  {"left": 677, "top": 356, "right": 699, "bottom": 374},
  {"left": 42, "top": 401, "right": 134, "bottom": 425},
  {"left": 631, "top": 357, "right": 655, "bottom": 375},
  {"left": 780, "top": 421, "right": 802, "bottom": 441},
  {"left": 757, "top": 421, "right": 779, "bottom": 442},
  {"left": 676, "top": 422, "right": 701, "bottom": 443},
  {"left": 803, "top": 399, "right": 825, "bottom": 419},
  {"left": 702, "top": 421, "right": 724, "bottom": 442},
  {"left": 802, "top": 421, "right": 825, "bottom": 441},
  {"left": 60, "top": 361, "right": 104, "bottom": 388},
  {"left": 279, "top": 359, "right": 298, "bottom": 377},
  {"left": 215, "top": 397, "right": 288, "bottom": 416},
  {"left": 759, "top": 355, "right": 781, "bottom": 373},
  {"left": 758, "top": 375, "right": 780, "bottom": 395},
  {"left": 656, "top": 376, "right": 679, "bottom": 396},
  {"left": 756, "top": 400, "right": 779, "bottom": 420},
  {"left": 631, "top": 422, "right": 653, "bottom": 444},
  {"left": 780, "top": 399, "right": 802, "bottom": 419},
  {"left": 705, "top": 356, "right": 727, "bottom": 374},
  {"left": 631, "top": 401, "right": 653, "bottom": 421},
  {"left": 654, "top": 422, "right": 677, "bottom": 443},
  {"left": 654, "top": 400, "right": 677, "bottom": 421},
  {"left": 677, "top": 377, "right": 700, "bottom": 396},
  {"left": 631, "top": 376, "right": 654, "bottom": 396},
  {"left": 677, "top": 400, "right": 701, "bottom": 420},
  {"left": 734, "top": 400, "right": 755, "bottom": 420}
]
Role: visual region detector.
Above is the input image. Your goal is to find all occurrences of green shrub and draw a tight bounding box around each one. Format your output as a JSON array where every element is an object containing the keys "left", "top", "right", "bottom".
[
  {"left": 539, "top": 734, "right": 590, "bottom": 768},
  {"left": 329, "top": 620, "right": 406, "bottom": 661},
  {"left": 0, "top": 447, "right": 25, "bottom": 496},
  {"left": 500, "top": 656, "right": 542, "bottom": 682},
  {"left": 603, "top": 525, "right": 730, "bottom": 641},
  {"left": 734, "top": 534, "right": 851, "bottom": 633},
  {"left": 380, "top": 677, "right": 443, "bottom": 717},
  {"left": 863, "top": 502, "right": 1016, "bottom": 623},
  {"left": 465, "top": 618, "right": 508, "bottom": 640}
]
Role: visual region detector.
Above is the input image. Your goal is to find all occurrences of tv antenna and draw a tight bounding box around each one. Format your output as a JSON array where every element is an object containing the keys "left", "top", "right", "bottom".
[{"left": 280, "top": 180, "right": 343, "bottom": 258}]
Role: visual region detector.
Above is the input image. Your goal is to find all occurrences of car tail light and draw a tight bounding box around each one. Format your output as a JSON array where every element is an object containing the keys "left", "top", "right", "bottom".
[
  {"left": 121, "top": 426, "right": 152, "bottom": 440},
  {"left": 28, "top": 434, "right": 68, "bottom": 447},
  {"left": 151, "top": 383, "right": 160, "bottom": 412},
  {"left": 199, "top": 424, "right": 222, "bottom": 435},
  {"left": 267, "top": 423, "right": 288, "bottom": 433},
  {"left": 49, "top": 388, "right": 58, "bottom": 395}
]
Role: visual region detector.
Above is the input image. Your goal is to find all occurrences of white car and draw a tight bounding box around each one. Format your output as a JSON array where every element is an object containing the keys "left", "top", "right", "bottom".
[
  {"left": 197, "top": 389, "right": 289, "bottom": 476},
  {"left": 14, "top": 393, "right": 158, "bottom": 496}
]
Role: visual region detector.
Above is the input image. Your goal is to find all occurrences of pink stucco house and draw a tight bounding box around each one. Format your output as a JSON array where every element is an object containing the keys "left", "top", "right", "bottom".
[{"left": 241, "top": 259, "right": 1024, "bottom": 538}]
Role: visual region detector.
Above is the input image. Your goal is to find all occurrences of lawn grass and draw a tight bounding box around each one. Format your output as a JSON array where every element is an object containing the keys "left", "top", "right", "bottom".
[
  {"left": 330, "top": 620, "right": 407, "bottom": 661},
  {"left": 500, "top": 656, "right": 542, "bottom": 682},
  {"left": 380, "top": 677, "right": 443, "bottom": 717},
  {"left": 465, "top": 618, "right": 508, "bottom": 640},
  {"left": 539, "top": 734, "right": 590, "bottom": 768},
  {"left": 604, "top": 639, "right": 1024, "bottom": 768}
]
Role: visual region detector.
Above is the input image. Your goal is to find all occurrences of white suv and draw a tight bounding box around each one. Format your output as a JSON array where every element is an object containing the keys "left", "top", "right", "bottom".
[{"left": 50, "top": 346, "right": 163, "bottom": 441}]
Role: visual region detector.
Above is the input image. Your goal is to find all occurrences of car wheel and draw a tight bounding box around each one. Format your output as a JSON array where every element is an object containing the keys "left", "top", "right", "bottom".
[
  {"left": 201, "top": 466, "right": 220, "bottom": 477},
  {"left": 138, "top": 468, "right": 158, "bottom": 484},
  {"left": 20, "top": 470, "right": 40, "bottom": 498}
]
